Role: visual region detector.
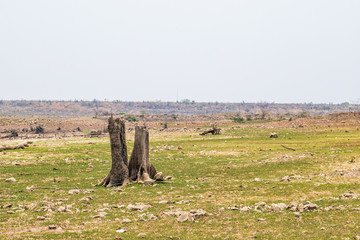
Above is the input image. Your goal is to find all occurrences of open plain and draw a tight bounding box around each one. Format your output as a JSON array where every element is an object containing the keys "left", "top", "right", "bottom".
[{"left": 1, "top": 113, "right": 360, "bottom": 239}]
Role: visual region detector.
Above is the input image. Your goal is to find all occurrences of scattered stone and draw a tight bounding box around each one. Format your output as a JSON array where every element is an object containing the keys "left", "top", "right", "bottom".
[
  {"left": 80, "top": 196, "right": 93, "bottom": 203},
  {"left": 270, "top": 133, "right": 278, "bottom": 138},
  {"left": 48, "top": 225, "right": 57, "bottom": 230},
  {"left": 303, "top": 201, "right": 318, "bottom": 211},
  {"left": 93, "top": 212, "right": 108, "bottom": 218},
  {"left": 257, "top": 218, "right": 265, "bottom": 222},
  {"left": 320, "top": 227, "right": 325, "bottom": 231},
  {"left": 5, "top": 177, "right": 16, "bottom": 182},
  {"left": 137, "top": 233, "right": 146, "bottom": 237},
  {"left": 271, "top": 203, "right": 287, "bottom": 212},
  {"left": 240, "top": 206, "right": 252, "bottom": 212},
  {"left": 177, "top": 212, "right": 194, "bottom": 222},
  {"left": 116, "top": 229, "right": 126, "bottom": 233},
  {"left": 7, "top": 211, "right": 15, "bottom": 214},
  {"left": 121, "top": 218, "right": 132, "bottom": 224},
  {"left": 177, "top": 200, "right": 190, "bottom": 204},
  {"left": 57, "top": 206, "right": 66, "bottom": 212},
  {"left": 254, "top": 178, "right": 262, "bottom": 182},
  {"left": 154, "top": 172, "right": 164, "bottom": 181},
  {"left": 4, "top": 204, "right": 12, "bottom": 208},
  {"left": 88, "top": 163, "right": 94, "bottom": 168},
  {"left": 190, "top": 209, "right": 207, "bottom": 219},
  {"left": 340, "top": 191, "right": 359, "bottom": 199},
  {"left": 127, "top": 203, "right": 152, "bottom": 211},
  {"left": 148, "top": 214, "right": 158, "bottom": 220},
  {"left": 294, "top": 212, "right": 301, "bottom": 218},
  {"left": 68, "top": 189, "right": 81, "bottom": 194},
  {"left": 159, "top": 200, "right": 174, "bottom": 204},
  {"left": 280, "top": 176, "right": 291, "bottom": 182},
  {"left": 37, "top": 216, "right": 46, "bottom": 221}
]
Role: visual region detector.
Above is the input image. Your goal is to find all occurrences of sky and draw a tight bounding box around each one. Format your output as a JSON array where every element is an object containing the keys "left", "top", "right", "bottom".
[{"left": 0, "top": 1, "right": 359, "bottom": 104}]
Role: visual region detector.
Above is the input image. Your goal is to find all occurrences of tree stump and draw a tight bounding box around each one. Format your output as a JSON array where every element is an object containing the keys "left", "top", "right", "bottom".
[
  {"left": 128, "top": 126, "right": 154, "bottom": 184},
  {"left": 97, "top": 117, "right": 129, "bottom": 187}
]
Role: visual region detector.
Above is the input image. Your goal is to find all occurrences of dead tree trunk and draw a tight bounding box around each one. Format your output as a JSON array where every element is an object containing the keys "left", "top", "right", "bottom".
[
  {"left": 200, "top": 123, "right": 221, "bottom": 135},
  {"left": 128, "top": 126, "right": 155, "bottom": 184},
  {"left": 97, "top": 117, "right": 129, "bottom": 187}
]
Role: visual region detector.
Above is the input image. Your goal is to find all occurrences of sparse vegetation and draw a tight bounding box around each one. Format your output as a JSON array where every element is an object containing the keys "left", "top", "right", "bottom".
[
  {"left": 1, "top": 114, "right": 360, "bottom": 239},
  {"left": 232, "top": 117, "right": 244, "bottom": 123},
  {"left": 125, "top": 115, "right": 138, "bottom": 122}
]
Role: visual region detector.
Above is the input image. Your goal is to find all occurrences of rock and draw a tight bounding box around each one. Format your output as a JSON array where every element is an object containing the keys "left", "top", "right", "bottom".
[
  {"left": 154, "top": 172, "right": 164, "bottom": 181},
  {"left": 138, "top": 233, "right": 146, "bottom": 237},
  {"left": 158, "top": 200, "right": 174, "bottom": 204},
  {"left": 7, "top": 211, "right": 15, "bottom": 214},
  {"left": 121, "top": 218, "right": 132, "bottom": 223},
  {"left": 176, "top": 200, "right": 190, "bottom": 204},
  {"left": 148, "top": 214, "right": 158, "bottom": 220},
  {"left": 190, "top": 209, "right": 207, "bottom": 219},
  {"left": 240, "top": 206, "right": 252, "bottom": 212},
  {"left": 88, "top": 163, "right": 94, "bottom": 168},
  {"left": 37, "top": 216, "right": 46, "bottom": 221},
  {"left": 321, "top": 227, "right": 325, "bottom": 231},
  {"left": 93, "top": 212, "right": 108, "bottom": 218},
  {"left": 4, "top": 204, "right": 12, "bottom": 208},
  {"left": 127, "top": 203, "right": 152, "bottom": 211},
  {"left": 257, "top": 218, "right": 265, "bottom": 222},
  {"left": 303, "top": 201, "right": 318, "bottom": 211},
  {"left": 48, "top": 225, "right": 57, "bottom": 230},
  {"left": 271, "top": 203, "right": 287, "bottom": 212},
  {"left": 57, "top": 206, "right": 66, "bottom": 212},
  {"left": 80, "top": 196, "right": 93, "bottom": 203},
  {"left": 254, "top": 178, "right": 262, "bottom": 182},
  {"left": 116, "top": 229, "right": 126, "bottom": 233},
  {"left": 177, "top": 212, "right": 194, "bottom": 222},
  {"left": 164, "top": 176, "right": 173, "bottom": 180},
  {"left": 5, "top": 177, "right": 16, "bottom": 182},
  {"left": 294, "top": 212, "right": 301, "bottom": 218},
  {"left": 270, "top": 133, "right": 278, "bottom": 138},
  {"left": 280, "top": 176, "right": 291, "bottom": 182},
  {"left": 340, "top": 192, "right": 358, "bottom": 199},
  {"left": 68, "top": 189, "right": 81, "bottom": 194}
]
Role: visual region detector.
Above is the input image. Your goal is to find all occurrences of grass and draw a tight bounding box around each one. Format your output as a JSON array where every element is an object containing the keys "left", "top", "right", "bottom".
[{"left": 1, "top": 119, "right": 360, "bottom": 239}]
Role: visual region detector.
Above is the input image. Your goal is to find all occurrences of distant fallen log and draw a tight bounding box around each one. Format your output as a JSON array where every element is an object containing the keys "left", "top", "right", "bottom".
[
  {"left": 200, "top": 124, "right": 221, "bottom": 135},
  {"left": 1, "top": 130, "right": 18, "bottom": 139},
  {"left": 0, "top": 141, "right": 33, "bottom": 152},
  {"left": 89, "top": 130, "right": 102, "bottom": 138}
]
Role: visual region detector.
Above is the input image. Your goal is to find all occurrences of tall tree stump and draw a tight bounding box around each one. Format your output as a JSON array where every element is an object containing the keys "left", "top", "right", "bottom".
[
  {"left": 128, "top": 126, "right": 154, "bottom": 184},
  {"left": 97, "top": 117, "right": 129, "bottom": 187}
]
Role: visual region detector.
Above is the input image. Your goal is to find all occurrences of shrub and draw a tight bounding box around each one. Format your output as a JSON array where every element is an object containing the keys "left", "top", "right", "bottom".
[
  {"left": 125, "top": 116, "right": 138, "bottom": 122},
  {"left": 232, "top": 117, "right": 244, "bottom": 123}
]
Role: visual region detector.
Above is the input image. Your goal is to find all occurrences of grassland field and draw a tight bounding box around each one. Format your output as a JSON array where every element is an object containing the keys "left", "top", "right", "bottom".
[{"left": 1, "top": 115, "right": 360, "bottom": 239}]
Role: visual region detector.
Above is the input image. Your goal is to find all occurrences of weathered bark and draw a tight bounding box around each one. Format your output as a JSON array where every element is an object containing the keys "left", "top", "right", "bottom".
[
  {"left": 97, "top": 117, "right": 129, "bottom": 187},
  {"left": 128, "top": 126, "right": 154, "bottom": 183},
  {"left": 200, "top": 127, "right": 221, "bottom": 135}
]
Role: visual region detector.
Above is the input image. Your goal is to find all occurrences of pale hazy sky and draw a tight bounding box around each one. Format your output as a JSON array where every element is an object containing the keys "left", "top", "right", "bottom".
[{"left": 0, "top": 1, "right": 359, "bottom": 103}]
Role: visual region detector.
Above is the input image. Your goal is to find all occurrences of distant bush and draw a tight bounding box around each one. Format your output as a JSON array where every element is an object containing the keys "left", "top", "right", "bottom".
[
  {"left": 0, "top": 100, "right": 3, "bottom": 105},
  {"left": 246, "top": 116, "right": 252, "bottom": 121},
  {"left": 125, "top": 116, "right": 138, "bottom": 122},
  {"left": 232, "top": 117, "right": 244, "bottom": 123},
  {"left": 172, "top": 115, "right": 178, "bottom": 120}
]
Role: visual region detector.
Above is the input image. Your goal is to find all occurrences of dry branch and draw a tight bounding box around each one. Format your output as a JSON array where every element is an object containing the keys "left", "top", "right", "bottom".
[
  {"left": 281, "top": 145, "right": 296, "bottom": 151},
  {"left": 0, "top": 141, "right": 33, "bottom": 152}
]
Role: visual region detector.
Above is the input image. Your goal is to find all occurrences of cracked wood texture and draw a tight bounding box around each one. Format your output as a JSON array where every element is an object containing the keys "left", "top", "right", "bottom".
[
  {"left": 128, "top": 126, "right": 153, "bottom": 183},
  {"left": 97, "top": 117, "right": 129, "bottom": 187}
]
